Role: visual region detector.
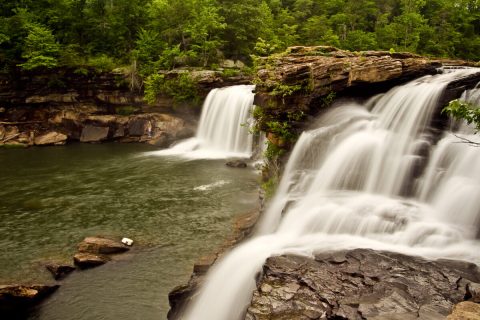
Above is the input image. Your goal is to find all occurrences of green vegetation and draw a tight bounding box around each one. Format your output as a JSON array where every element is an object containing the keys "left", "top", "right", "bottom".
[
  {"left": 0, "top": 1, "right": 478, "bottom": 102},
  {"left": 443, "top": 99, "right": 480, "bottom": 131},
  {"left": 144, "top": 72, "right": 199, "bottom": 105},
  {"left": 1, "top": 0, "right": 478, "bottom": 74}
]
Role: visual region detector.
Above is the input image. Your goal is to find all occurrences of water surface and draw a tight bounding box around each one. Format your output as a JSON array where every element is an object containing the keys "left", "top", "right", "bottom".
[{"left": 0, "top": 143, "right": 259, "bottom": 319}]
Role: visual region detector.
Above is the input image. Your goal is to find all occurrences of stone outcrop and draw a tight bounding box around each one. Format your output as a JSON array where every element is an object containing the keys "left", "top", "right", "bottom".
[
  {"left": 253, "top": 46, "right": 480, "bottom": 126},
  {"left": 45, "top": 263, "right": 75, "bottom": 280},
  {"left": 245, "top": 249, "right": 480, "bottom": 320},
  {"left": 78, "top": 237, "right": 130, "bottom": 255},
  {"left": 73, "top": 253, "right": 110, "bottom": 269},
  {"left": 226, "top": 160, "right": 248, "bottom": 168},
  {"left": 0, "top": 105, "right": 194, "bottom": 148},
  {"left": 34, "top": 131, "right": 67, "bottom": 146},
  {"left": 73, "top": 236, "right": 130, "bottom": 270},
  {"left": 0, "top": 284, "right": 59, "bottom": 315}
]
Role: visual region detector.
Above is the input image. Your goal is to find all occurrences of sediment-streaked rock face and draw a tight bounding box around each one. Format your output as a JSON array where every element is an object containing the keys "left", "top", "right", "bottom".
[{"left": 245, "top": 249, "right": 480, "bottom": 320}]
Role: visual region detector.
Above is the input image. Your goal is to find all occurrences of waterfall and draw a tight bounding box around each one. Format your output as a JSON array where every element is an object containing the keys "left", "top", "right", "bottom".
[
  {"left": 183, "top": 69, "right": 480, "bottom": 320},
  {"left": 149, "top": 85, "right": 255, "bottom": 159}
]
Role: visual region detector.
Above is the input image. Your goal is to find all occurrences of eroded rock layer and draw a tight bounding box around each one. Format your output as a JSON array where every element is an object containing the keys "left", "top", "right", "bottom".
[{"left": 246, "top": 249, "right": 480, "bottom": 320}]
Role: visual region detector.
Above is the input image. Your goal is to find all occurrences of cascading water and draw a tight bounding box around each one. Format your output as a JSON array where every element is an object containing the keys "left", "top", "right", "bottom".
[
  {"left": 183, "top": 70, "right": 480, "bottom": 320},
  {"left": 149, "top": 85, "right": 255, "bottom": 159}
]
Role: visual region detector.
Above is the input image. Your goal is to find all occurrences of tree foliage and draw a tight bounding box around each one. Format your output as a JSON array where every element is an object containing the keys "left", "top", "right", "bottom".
[{"left": 0, "top": 0, "right": 479, "bottom": 74}]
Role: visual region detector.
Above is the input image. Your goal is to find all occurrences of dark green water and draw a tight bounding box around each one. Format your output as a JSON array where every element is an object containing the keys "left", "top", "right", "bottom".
[{"left": 0, "top": 143, "right": 259, "bottom": 319}]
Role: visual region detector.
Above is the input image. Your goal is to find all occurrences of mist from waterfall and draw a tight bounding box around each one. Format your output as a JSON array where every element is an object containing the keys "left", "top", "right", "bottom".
[
  {"left": 183, "top": 69, "right": 480, "bottom": 320},
  {"left": 148, "top": 85, "right": 255, "bottom": 159}
]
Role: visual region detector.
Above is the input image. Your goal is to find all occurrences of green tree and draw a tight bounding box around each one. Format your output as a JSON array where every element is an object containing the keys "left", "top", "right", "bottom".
[{"left": 19, "top": 23, "right": 60, "bottom": 70}]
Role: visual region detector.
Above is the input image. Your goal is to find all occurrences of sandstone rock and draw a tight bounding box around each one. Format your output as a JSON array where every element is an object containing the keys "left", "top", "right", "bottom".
[
  {"left": 73, "top": 253, "right": 110, "bottom": 269},
  {"left": 0, "top": 284, "right": 59, "bottom": 314},
  {"left": 246, "top": 249, "right": 480, "bottom": 320},
  {"left": 80, "top": 125, "right": 109, "bottom": 142},
  {"left": 447, "top": 301, "right": 480, "bottom": 320},
  {"left": 128, "top": 119, "right": 149, "bottom": 136},
  {"left": 45, "top": 263, "right": 75, "bottom": 280},
  {"left": 26, "top": 93, "right": 79, "bottom": 104},
  {"left": 0, "top": 125, "right": 5, "bottom": 140},
  {"left": 254, "top": 46, "right": 443, "bottom": 117},
  {"left": 34, "top": 132, "right": 68, "bottom": 146},
  {"left": 146, "top": 132, "right": 170, "bottom": 147},
  {"left": 78, "top": 237, "right": 129, "bottom": 255},
  {"left": 226, "top": 160, "right": 248, "bottom": 168}
]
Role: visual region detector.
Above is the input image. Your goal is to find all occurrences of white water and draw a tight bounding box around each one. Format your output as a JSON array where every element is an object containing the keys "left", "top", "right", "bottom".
[
  {"left": 148, "top": 85, "right": 255, "bottom": 159},
  {"left": 183, "top": 70, "right": 480, "bottom": 320}
]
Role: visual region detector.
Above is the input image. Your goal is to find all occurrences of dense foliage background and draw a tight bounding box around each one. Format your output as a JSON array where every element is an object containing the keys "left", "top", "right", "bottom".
[{"left": 0, "top": 0, "right": 479, "bottom": 76}]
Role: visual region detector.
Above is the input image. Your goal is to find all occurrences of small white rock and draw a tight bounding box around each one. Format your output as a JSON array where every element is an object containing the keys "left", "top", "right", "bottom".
[{"left": 121, "top": 237, "right": 134, "bottom": 246}]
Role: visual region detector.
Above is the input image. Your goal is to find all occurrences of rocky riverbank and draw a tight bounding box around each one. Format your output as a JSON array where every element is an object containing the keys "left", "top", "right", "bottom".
[{"left": 0, "top": 66, "right": 251, "bottom": 148}]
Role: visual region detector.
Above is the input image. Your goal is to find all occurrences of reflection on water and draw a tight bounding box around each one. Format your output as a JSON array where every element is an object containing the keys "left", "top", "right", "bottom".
[{"left": 0, "top": 143, "right": 259, "bottom": 319}]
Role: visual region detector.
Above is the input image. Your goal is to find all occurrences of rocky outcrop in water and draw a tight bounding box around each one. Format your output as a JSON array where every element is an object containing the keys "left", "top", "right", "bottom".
[
  {"left": 73, "top": 237, "right": 130, "bottom": 270},
  {"left": 45, "top": 263, "right": 75, "bottom": 280},
  {"left": 0, "top": 284, "right": 59, "bottom": 315},
  {"left": 245, "top": 249, "right": 480, "bottom": 320}
]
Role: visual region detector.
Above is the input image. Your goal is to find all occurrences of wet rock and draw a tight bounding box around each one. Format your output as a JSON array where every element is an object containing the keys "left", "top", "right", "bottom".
[
  {"left": 193, "top": 254, "right": 217, "bottom": 275},
  {"left": 0, "top": 284, "right": 59, "bottom": 314},
  {"left": 73, "top": 253, "right": 110, "bottom": 269},
  {"left": 447, "top": 301, "right": 480, "bottom": 320},
  {"left": 467, "top": 283, "right": 480, "bottom": 303},
  {"left": 80, "top": 125, "right": 109, "bottom": 142},
  {"left": 45, "top": 263, "right": 75, "bottom": 280},
  {"left": 34, "top": 131, "right": 68, "bottom": 146},
  {"left": 146, "top": 132, "right": 170, "bottom": 147},
  {"left": 168, "top": 277, "right": 204, "bottom": 320},
  {"left": 246, "top": 249, "right": 480, "bottom": 320},
  {"left": 78, "top": 236, "right": 129, "bottom": 255},
  {"left": 226, "top": 160, "right": 248, "bottom": 168}
]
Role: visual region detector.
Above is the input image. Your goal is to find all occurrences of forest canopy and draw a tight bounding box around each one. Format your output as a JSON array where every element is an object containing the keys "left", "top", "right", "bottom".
[{"left": 0, "top": 0, "right": 479, "bottom": 76}]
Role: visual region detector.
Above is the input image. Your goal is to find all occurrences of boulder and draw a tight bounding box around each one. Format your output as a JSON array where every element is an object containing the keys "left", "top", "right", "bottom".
[
  {"left": 73, "top": 253, "right": 110, "bottom": 269},
  {"left": 447, "top": 301, "right": 480, "bottom": 320},
  {"left": 34, "top": 132, "right": 68, "bottom": 146},
  {"left": 128, "top": 118, "right": 149, "bottom": 136},
  {"left": 246, "top": 249, "right": 480, "bottom": 320},
  {"left": 45, "top": 263, "right": 75, "bottom": 280},
  {"left": 226, "top": 160, "right": 248, "bottom": 168},
  {"left": 78, "top": 237, "right": 130, "bottom": 255},
  {"left": 0, "top": 284, "right": 59, "bottom": 314},
  {"left": 80, "top": 125, "right": 109, "bottom": 142}
]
